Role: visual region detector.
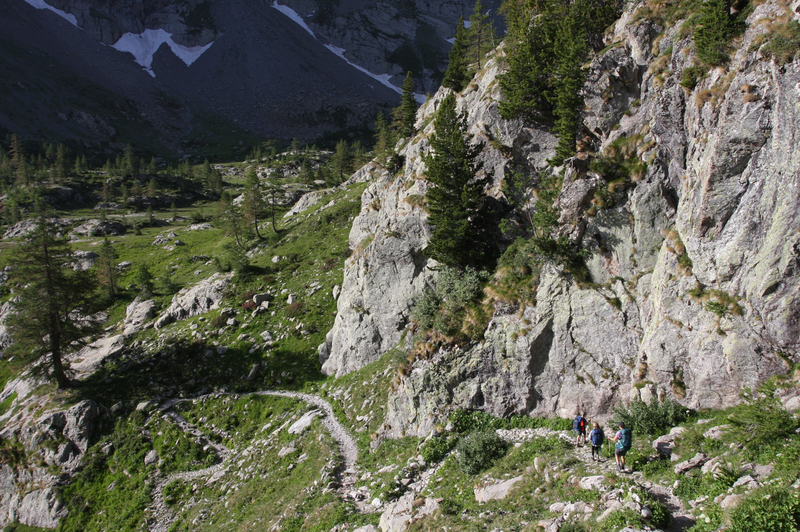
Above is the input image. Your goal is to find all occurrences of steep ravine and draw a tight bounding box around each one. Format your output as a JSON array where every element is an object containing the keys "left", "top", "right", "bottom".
[{"left": 321, "top": 0, "right": 800, "bottom": 437}]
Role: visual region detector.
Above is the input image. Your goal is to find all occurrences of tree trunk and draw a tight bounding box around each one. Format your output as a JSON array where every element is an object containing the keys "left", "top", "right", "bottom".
[{"left": 50, "top": 317, "right": 69, "bottom": 389}]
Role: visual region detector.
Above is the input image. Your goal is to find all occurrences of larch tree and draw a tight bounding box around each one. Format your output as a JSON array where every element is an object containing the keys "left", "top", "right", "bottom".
[
  {"left": 469, "top": 0, "right": 496, "bottom": 70},
  {"left": 424, "top": 93, "right": 492, "bottom": 269},
  {"left": 6, "top": 217, "right": 99, "bottom": 388}
]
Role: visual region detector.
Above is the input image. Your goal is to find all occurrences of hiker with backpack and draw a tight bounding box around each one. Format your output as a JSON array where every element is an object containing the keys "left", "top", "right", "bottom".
[
  {"left": 573, "top": 411, "right": 587, "bottom": 446},
  {"left": 610, "top": 422, "right": 632, "bottom": 471},
  {"left": 589, "top": 422, "right": 604, "bottom": 461}
]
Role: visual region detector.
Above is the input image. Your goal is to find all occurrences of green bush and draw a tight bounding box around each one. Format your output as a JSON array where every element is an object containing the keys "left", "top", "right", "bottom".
[
  {"left": 674, "top": 474, "right": 703, "bottom": 502},
  {"left": 411, "top": 267, "right": 488, "bottom": 335},
  {"left": 449, "top": 409, "right": 572, "bottom": 433},
  {"left": 728, "top": 486, "right": 800, "bottom": 532},
  {"left": 455, "top": 431, "right": 507, "bottom": 475},
  {"left": 728, "top": 383, "right": 798, "bottom": 450},
  {"left": 760, "top": 20, "right": 800, "bottom": 65},
  {"left": 611, "top": 397, "right": 691, "bottom": 436},
  {"left": 419, "top": 434, "right": 458, "bottom": 463},
  {"left": 693, "top": 0, "right": 746, "bottom": 65},
  {"left": 680, "top": 65, "right": 709, "bottom": 90}
]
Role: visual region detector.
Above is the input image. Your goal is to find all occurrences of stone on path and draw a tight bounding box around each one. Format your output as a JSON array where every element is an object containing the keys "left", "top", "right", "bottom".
[{"left": 288, "top": 410, "right": 321, "bottom": 435}]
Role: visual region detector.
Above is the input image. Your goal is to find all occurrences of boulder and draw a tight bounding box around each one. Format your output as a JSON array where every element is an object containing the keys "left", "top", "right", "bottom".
[
  {"left": 123, "top": 298, "right": 158, "bottom": 335},
  {"left": 578, "top": 475, "right": 606, "bottom": 490},
  {"left": 69, "top": 220, "right": 126, "bottom": 238},
  {"left": 253, "top": 293, "right": 273, "bottom": 306},
  {"left": 674, "top": 453, "right": 709, "bottom": 475},
  {"left": 288, "top": 410, "right": 321, "bottom": 434},
  {"left": 155, "top": 272, "right": 232, "bottom": 328},
  {"left": 144, "top": 449, "right": 159, "bottom": 466},
  {"left": 72, "top": 250, "right": 98, "bottom": 271},
  {"left": 473, "top": 475, "right": 524, "bottom": 502}
]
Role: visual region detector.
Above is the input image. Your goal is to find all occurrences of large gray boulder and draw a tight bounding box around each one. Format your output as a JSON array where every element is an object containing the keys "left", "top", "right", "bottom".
[{"left": 155, "top": 272, "right": 233, "bottom": 329}]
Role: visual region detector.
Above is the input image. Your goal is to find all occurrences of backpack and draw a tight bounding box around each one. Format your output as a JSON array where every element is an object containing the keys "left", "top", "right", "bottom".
[
  {"left": 591, "top": 428, "right": 604, "bottom": 446},
  {"left": 615, "top": 428, "right": 632, "bottom": 452},
  {"left": 573, "top": 415, "right": 585, "bottom": 432}
]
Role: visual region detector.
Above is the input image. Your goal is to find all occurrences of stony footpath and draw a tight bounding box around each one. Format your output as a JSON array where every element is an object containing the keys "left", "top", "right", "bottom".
[{"left": 145, "top": 389, "right": 359, "bottom": 532}]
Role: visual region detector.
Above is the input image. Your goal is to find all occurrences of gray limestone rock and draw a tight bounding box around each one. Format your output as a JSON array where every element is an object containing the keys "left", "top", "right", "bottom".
[
  {"left": 155, "top": 272, "right": 232, "bottom": 328},
  {"left": 69, "top": 219, "right": 126, "bottom": 238},
  {"left": 474, "top": 476, "right": 524, "bottom": 502},
  {"left": 123, "top": 298, "right": 158, "bottom": 335}
]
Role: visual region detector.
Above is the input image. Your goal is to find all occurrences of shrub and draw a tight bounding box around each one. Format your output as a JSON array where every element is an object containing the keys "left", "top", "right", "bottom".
[
  {"left": 728, "top": 486, "right": 800, "bottom": 532},
  {"left": 611, "top": 397, "right": 691, "bottom": 436},
  {"left": 693, "top": 0, "right": 745, "bottom": 66},
  {"left": 285, "top": 302, "right": 304, "bottom": 317},
  {"left": 680, "top": 65, "right": 709, "bottom": 90},
  {"left": 760, "top": 20, "right": 800, "bottom": 65},
  {"left": 411, "top": 267, "right": 487, "bottom": 336},
  {"left": 419, "top": 433, "right": 458, "bottom": 463},
  {"left": 728, "top": 382, "right": 798, "bottom": 449},
  {"left": 449, "top": 409, "right": 572, "bottom": 433},
  {"left": 210, "top": 314, "right": 228, "bottom": 328},
  {"left": 455, "top": 431, "right": 507, "bottom": 475}
]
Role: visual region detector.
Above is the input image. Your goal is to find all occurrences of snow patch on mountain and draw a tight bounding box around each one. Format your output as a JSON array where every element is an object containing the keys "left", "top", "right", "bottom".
[
  {"left": 324, "top": 44, "right": 402, "bottom": 95},
  {"left": 112, "top": 29, "right": 214, "bottom": 77},
  {"left": 271, "top": 1, "right": 315, "bottom": 37},
  {"left": 22, "top": 0, "right": 79, "bottom": 27}
]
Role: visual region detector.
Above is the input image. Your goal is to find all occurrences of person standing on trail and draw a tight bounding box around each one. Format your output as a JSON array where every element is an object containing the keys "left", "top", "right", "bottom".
[
  {"left": 609, "top": 422, "right": 632, "bottom": 471},
  {"left": 573, "top": 411, "right": 587, "bottom": 446},
  {"left": 590, "top": 422, "right": 604, "bottom": 461}
]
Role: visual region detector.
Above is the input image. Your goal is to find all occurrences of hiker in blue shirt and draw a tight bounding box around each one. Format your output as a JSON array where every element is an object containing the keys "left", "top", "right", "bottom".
[
  {"left": 610, "top": 422, "right": 632, "bottom": 471},
  {"left": 573, "top": 411, "right": 587, "bottom": 446},
  {"left": 589, "top": 422, "right": 604, "bottom": 461}
]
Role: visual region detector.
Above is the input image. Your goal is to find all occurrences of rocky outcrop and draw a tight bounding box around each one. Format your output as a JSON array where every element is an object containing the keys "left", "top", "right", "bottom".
[
  {"left": 326, "top": 0, "right": 800, "bottom": 433},
  {"left": 155, "top": 272, "right": 232, "bottom": 329},
  {"left": 319, "top": 52, "right": 557, "bottom": 377},
  {"left": 0, "top": 399, "right": 106, "bottom": 528}
]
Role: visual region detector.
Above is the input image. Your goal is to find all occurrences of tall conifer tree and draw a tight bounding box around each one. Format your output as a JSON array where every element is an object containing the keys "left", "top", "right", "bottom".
[
  {"left": 399, "top": 72, "right": 418, "bottom": 138},
  {"left": 424, "top": 93, "right": 491, "bottom": 269},
  {"left": 442, "top": 17, "right": 471, "bottom": 92},
  {"left": 6, "top": 217, "right": 98, "bottom": 388}
]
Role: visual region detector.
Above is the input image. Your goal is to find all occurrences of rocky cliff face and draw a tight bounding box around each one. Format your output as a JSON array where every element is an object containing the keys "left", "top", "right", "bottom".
[
  {"left": 318, "top": 52, "right": 557, "bottom": 377},
  {"left": 323, "top": 0, "right": 800, "bottom": 437}
]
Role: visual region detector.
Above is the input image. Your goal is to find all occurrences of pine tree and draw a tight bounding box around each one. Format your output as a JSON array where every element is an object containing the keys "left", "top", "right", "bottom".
[
  {"left": 6, "top": 217, "right": 99, "bottom": 388},
  {"left": 374, "top": 112, "right": 392, "bottom": 155},
  {"left": 217, "top": 190, "right": 245, "bottom": 249},
  {"left": 96, "top": 238, "right": 119, "bottom": 299},
  {"left": 54, "top": 144, "right": 68, "bottom": 182},
  {"left": 424, "top": 93, "right": 492, "bottom": 269},
  {"left": 551, "top": 6, "right": 589, "bottom": 165},
  {"left": 135, "top": 264, "right": 154, "bottom": 296},
  {"left": 9, "top": 134, "right": 29, "bottom": 187},
  {"left": 442, "top": 17, "right": 471, "bottom": 92},
  {"left": 331, "top": 139, "right": 353, "bottom": 183},
  {"left": 694, "top": 0, "right": 737, "bottom": 65},
  {"left": 398, "top": 72, "right": 418, "bottom": 138},
  {"left": 300, "top": 160, "right": 315, "bottom": 184},
  {"left": 242, "top": 168, "right": 264, "bottom": 239}
]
